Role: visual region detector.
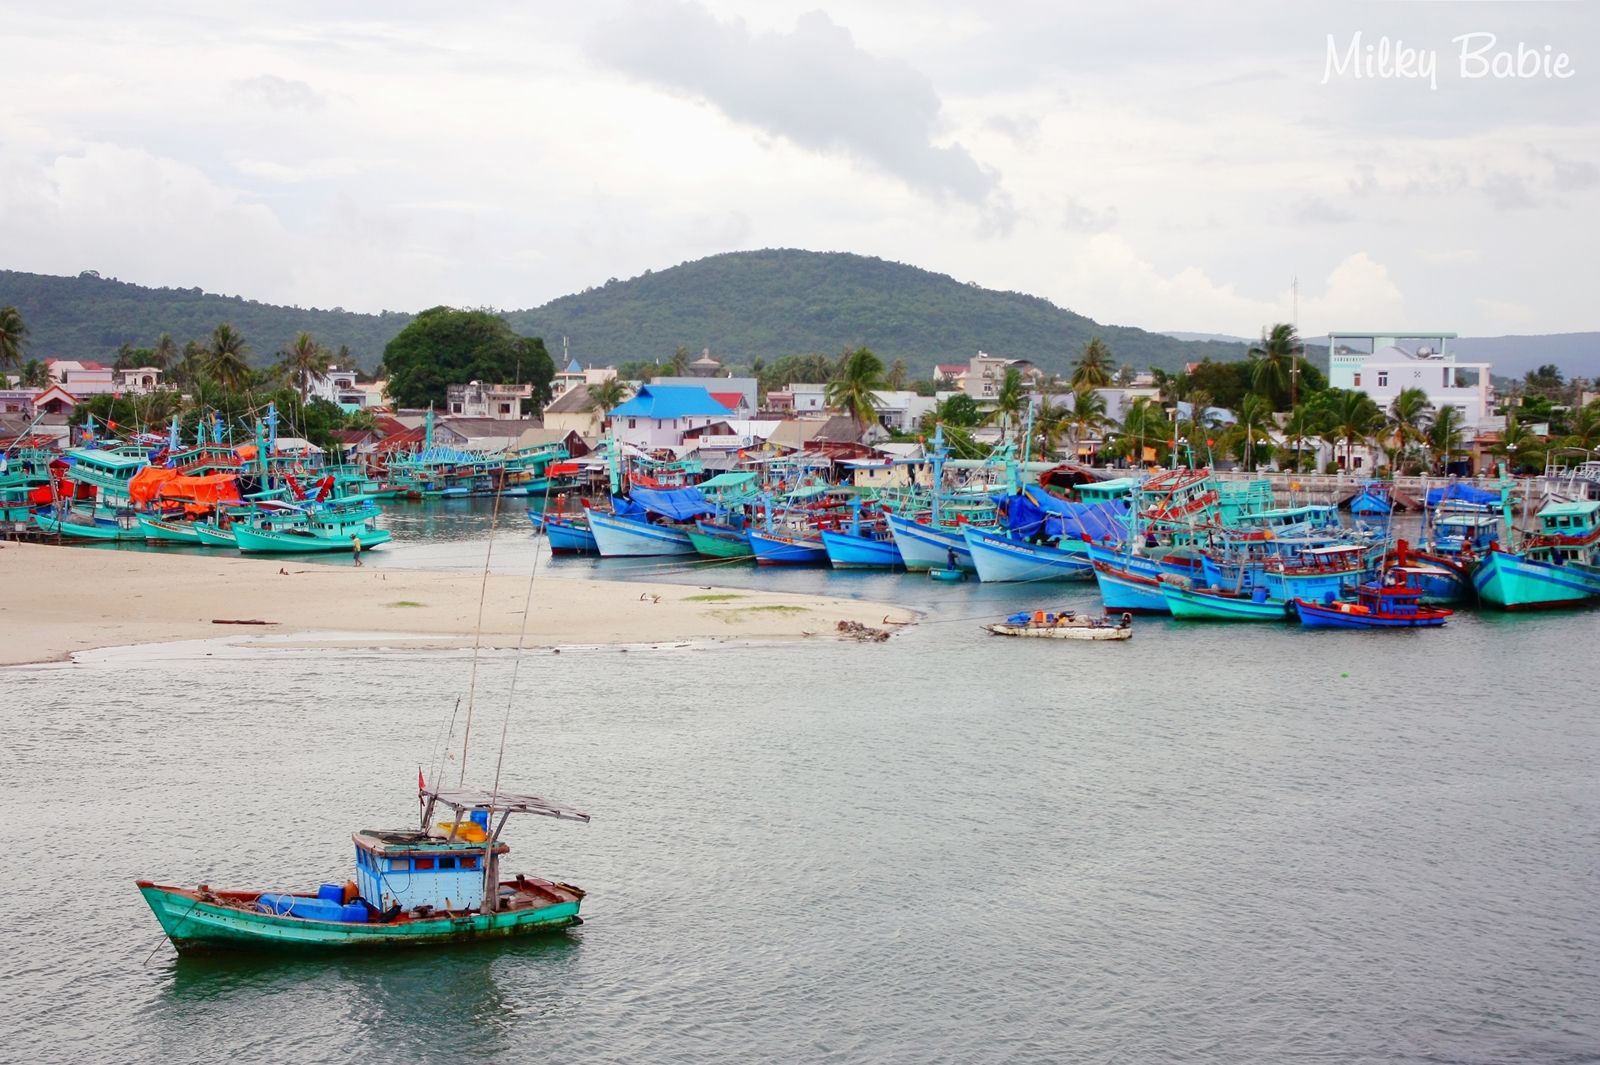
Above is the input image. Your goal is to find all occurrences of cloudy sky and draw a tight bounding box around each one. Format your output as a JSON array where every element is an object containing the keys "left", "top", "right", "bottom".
[{"left": 2, "top": 1, "right": 1596, "bottom": 338}]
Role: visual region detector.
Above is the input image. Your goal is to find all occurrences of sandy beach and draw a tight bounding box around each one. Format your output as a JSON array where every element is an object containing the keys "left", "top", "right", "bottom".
[{"left": 0, "top": 542, "right": 915, "bottom": 666}]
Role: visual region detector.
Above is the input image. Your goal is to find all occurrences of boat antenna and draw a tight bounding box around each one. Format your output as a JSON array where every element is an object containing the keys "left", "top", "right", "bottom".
[{"left": 458, "top": 474, "right": 509, "bottom": 785}]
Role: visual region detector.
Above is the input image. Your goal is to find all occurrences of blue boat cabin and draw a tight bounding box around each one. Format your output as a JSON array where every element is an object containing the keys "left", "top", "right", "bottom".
[{"left": 353, "top": 830, "right": 504, "bottom": 914}]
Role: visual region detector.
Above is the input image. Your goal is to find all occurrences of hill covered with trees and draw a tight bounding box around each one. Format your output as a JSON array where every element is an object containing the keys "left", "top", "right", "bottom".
[
  {"left": 509, "top": 250, "right": 1247, "bottom": 376},
  {"left": 1, "top": 250, "right": 1251, "bottom": 377}
]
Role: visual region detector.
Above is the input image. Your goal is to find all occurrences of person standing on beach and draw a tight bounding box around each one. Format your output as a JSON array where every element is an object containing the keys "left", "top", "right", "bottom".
[{"left": 351, "top": 534, "right": 363, "bottom": 566}]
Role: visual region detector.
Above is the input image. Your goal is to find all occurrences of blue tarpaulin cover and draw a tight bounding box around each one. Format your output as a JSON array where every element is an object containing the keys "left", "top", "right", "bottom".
[
  {"left": 998, "top": 486, "right": 1129, "bottom": 541},
  {"left": 626, "top": 487, "right": 715, "bottom": 521},
  {"left": 1425, "top": 483, "right": 1499, "bottom": 507}
]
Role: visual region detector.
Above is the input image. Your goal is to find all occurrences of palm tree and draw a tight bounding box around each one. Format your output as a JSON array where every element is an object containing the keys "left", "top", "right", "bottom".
[
  {"left": 1067, "top": 385, "right": 1110, "bottom": 460},
  {"left": 825, "top": 347, "right": 887, "bottom": 436},
  {"left": 152, "top": 333, "right": 177, "bottom": 371},
  {"left": 1495, "top": 413, "right": 1545, "bottom": 473},
  {"left": 1118, "top": 397, "right": 1171, "bottom": 466},
  {"left": 1280, "top": 405, "right": 1322, "bottom": 473},
  {"left": 205, "top": 323, "right": 252, "bottom": 392},
  {"left": 669, "top": 346, "right": 692, "bottom": 376},
  {"left": 1070, "top": 338, "right": 1115, "bottom": 389},
  {"left": 1331, "top": 389, "right": 1382, "bottom": 472},
  {"left": 584, "top": 376, "right": 634, "bottom": 425},
  {"left": 17, "top": 359, "right": 50, "bottom": 389},
  {"left": 1033, "top": 398, "right": 1071, "bottom": 460},
  {"left": 886, "top": 358, "right": 908, "bottom": 391},
  {"left": 1562, "top": 402, "right": 1600, "bottom": 453},
  {"left": 1248, "top": 323, "right": 1298, "bottom": 409},
  {"left": 1427, "top": 404, "right": 1467, "bottom": 473},
  {"left": 984, "top": 367, "right": 1028, "bottom": 452},
  {"left": 1383, "top": 387, "right": 1434, "bottom": 469},
  {"left": 1223, "top": 393, "right": 1276, "bottom": 470},
  {"left": 0, "top": 305, "right": 29, "bottom": 373},
  {"left": 282, "top": 331, "right": 329, "bottom": 402}
]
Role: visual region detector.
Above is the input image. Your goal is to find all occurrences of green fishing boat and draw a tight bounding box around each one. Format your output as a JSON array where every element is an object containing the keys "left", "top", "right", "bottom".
[
  {"left": 1159, "top": 579, "right": 1293, "bottom": 621},
  {"left": 138, "top": 784, "right": 589, "bottom": 953}
]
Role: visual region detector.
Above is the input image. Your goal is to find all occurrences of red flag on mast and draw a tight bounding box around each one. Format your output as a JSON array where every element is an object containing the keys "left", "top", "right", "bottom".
[{"left": 418, "top": 766, "right": 426, "bottom": 790}]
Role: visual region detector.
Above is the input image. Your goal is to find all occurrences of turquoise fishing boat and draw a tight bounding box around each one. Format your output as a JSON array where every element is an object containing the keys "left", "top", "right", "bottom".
[
  {"left": 137, "top": 784, "right": 589, "bottom": 953},
  {"left": 1473, "top": 499, "right": 1600, "bottom": 609},
  {"left": 688, "top": 519, "right": 755, "bottom": 559},
  {"left": 1159, "top": 579, "right": 1293, "bottom": 621}
]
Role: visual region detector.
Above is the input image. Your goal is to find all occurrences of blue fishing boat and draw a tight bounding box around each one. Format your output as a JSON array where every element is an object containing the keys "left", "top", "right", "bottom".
[
  {"left": 1473, "top": 499, "right": 1600, "bottom": 610},
  {"left": 748, "top": 527, "right": 829, "bottom": 565},
  {"left": 819, "top": 498, "right": 903, "bottom": 569},
  {"left": 962, "top": 524, "right": 1093, "bottom": 582},
  {"left": 587, "top": 507, "right": 697, "bottom": 556},
  {"left": 1160, "top": 580, "right": 1293, "bottom": 621},
  {"left": 885, "top": 511, "right": 976, "bottom": 571},
  {"left": 1090, "top": 559, "right": 1169, "bottom": 613},
  {"left": 1296, "top": 574, "right": 1453, "bottom": 629},
  {"left": 530, "top": 509, "right": 599, "bottom": 555}
]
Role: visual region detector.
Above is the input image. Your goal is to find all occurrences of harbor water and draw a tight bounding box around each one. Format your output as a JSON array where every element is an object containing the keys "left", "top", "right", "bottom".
[{"left": 6, "top": 501, "right": 1599, "bottom": 1063}]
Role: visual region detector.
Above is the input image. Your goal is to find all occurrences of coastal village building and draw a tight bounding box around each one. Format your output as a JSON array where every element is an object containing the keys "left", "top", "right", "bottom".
[
  {"left": 44, "top": 359, "right": 169, "bottom": 396},
  {"left": 652, "top": 376, "right": 759, "bottom": 412},
  {"left": 305, "top": 368, "right": 369, "bottom": 410},
  {"left": 446, "top": 381, "right": 532, "bottom": 420},
  {"left": 962, "top": 352, "right": 1014, "bottom": 400},
  {"left": 765, "top": 383, "right": 827, "bottom": 413},
  {"left": 870, "top": 390, "right": 940, "bottom": 433},
  {"left": 1328, "top": 331, "right": 1495, "bottom": 428},
  {"left": 543, "top": 384, "right": 605, "bottom": 440},
  {"left": 549, "top": 359, "right": 618, "bottom": 402},
  {"left": 605, "top": 384, "right": 735, "bottom": 449}
]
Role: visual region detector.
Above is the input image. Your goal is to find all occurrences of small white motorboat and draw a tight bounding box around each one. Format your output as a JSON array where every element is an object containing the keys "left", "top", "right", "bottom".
[{"left": 983, "top": 609, "right": 1133, "bottom": 641}]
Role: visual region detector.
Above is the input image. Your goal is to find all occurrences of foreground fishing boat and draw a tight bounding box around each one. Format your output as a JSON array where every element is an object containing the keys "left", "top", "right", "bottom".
[
  {"left": 984, "top": 609, "right": 1132, "bottom": 640},
  {"left": 1473, "top": 500, "right": 1600, "bottom": 610},
  {"left": 137, "top": 783, "right": 589, "bottom": 953},
  {"left": 1295, "top": 576, "right": 1453, "bottom": 629}
]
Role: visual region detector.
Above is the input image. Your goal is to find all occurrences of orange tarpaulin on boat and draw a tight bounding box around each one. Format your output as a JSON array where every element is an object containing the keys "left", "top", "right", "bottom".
[
  {"left": 234, "top": 444, "right": 258, "bottom": 461},
  {"left": 159, "top": 473, "right": 243, "bottom": 505},
  {"left": 129, "top": 466, "right": 179, "bottom": 504}
]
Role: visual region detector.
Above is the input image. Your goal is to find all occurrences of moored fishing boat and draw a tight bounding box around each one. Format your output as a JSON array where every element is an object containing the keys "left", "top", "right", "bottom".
[
  {"left": 533, "top": 510, "right": 600, "bottom": 555},
  {"left": 137, "top": 783, "right": 589, "bottom": 952},
  {"left": 1473, "top": 500, "right": 1600, "bottom": 610},
  {"left": 1159, "top": 579, "right": 1292, "bottom": 621},
  {"left": 587, "top": 507, "right": 697, "bottom": 556},
  {"left": 1091, "top": 559, "right": 1169, "bottom": 614},
  {"left": 687, "top": 519, "right": 755, "bottom": 559},
  {"left": 1295, "top": 574, "right": 1453, "bottom": 629},
  {"left": 983, "top": 608, "right": 1132, "bottom": 640},
  {"left": 962, "top": 524, "right": 1093, "bottom": 582},
  {"left": 747, "top": 526, "right": 828, "bottom": 565}
]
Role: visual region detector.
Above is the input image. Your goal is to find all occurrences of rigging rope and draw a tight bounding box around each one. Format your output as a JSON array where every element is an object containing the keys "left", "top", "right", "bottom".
[{"left": 457, "top": 475, "right": 508, "bottom": 785}]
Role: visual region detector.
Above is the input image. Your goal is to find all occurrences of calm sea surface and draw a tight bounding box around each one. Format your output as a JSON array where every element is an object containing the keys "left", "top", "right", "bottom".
[{"left": 6, "top": 500, "right": 1599, "bottom": 1064}]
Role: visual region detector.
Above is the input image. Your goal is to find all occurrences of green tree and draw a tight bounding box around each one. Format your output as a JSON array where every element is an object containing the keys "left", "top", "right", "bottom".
[
  {"left": 1328, "top": 388, "right": 1382, "bottom": 471},
  {"left": 1494, "top": 413, "right": 1545, "bottom": 473},
  {"left": 670, "top": 346, "right": 692, "bottom": 376},
  {"left": 886, "top": 358, "right": 908, "bottom": 390},
  {"left": 282, "top": 330, "right": 329, "bottom": 402},
  {"left": 1561, "top": 401, "right": 1600, "bottom": 452},
  {"left": 825, "top": 346, "right": 887, "bottom": 435},
  {"left": 1522, "top": 363, "right": 1565, "bottom": 400},
  {"left": 1383, "top": 387, "right": 1434, "bottom": 468},
  {"left": 1187, "top": 358, "right": 1252, "bottom": 412},
  {"left": 1222, "top": 393, "right": 1276, "bottom": 470},
  {"left": 1033, "top": 398, "right": 1071, "bottom": 460},
  {"left": 1070, "top": 337, "right": 1115, "bottom": 389},
  {"left": 984, "top": 367, "right": 1028, "bottom": 451},
  {"left": 152, "top": 333, "right": 177, "bottom": 371},
  {"left": 205, "top": 323, "right": 252, "bottom": 392},
  {"left": 383, "top": 307, "right": 554, "bottom": 409},
  {"left": 16, "top": 358, "right": 50, "bottom": 389},
  {"left": 1280, "top": 404, "right": 1324, "bottom": 473},
  {"left": 584, "top": 376, "right": 634, "bottom": 416},
  {"left": 1427, "top": 404, "right": 1467, "bottom": 472},
  {"left": 0, "top": 305, "right": 29, "bottom": 373},
  {"left": 1068, "top": 385, "right": 1110, "bottom": 459},
  {"left": 1248, "top": 323, "right": 1298, "bottom": 410},
  {"left": 1114, "top": 397, "right": 1172, "bottom": 466},
  {"left": 925, "top": 392, "right": 982, "bottom": 429}
]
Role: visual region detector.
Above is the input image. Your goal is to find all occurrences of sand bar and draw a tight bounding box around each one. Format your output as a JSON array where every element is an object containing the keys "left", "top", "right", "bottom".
[{"left": 0, "top": 542, "right": 915, "bottom": 665}]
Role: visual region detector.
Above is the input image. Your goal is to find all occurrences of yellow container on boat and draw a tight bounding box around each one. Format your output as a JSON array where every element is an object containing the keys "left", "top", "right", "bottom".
[{"left": 437, "top": 821, "right": 488, "bottom": 842}]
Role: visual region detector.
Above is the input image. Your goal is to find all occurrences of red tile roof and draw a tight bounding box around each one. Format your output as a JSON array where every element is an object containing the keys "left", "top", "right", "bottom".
[{"left": 711, "top": 392, "right": 745, "bottom": 410}]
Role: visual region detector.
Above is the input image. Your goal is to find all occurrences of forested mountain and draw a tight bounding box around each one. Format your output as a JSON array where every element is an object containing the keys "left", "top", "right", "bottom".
[
  {"left": 505, "top": 250, "right": 1249, "bottom": 374},
  {"left": 0, "top": 269, "right": 413, "bottom": 370},
  {"left": 4, "top": 251, "right": 1253, "bottom": 377}
]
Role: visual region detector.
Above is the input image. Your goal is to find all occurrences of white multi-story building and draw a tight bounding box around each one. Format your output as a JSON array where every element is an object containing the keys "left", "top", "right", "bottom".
[
  {"left": 1327, "top": 331, "right": 1494, "bottom": 427},
  {"left": 962, "top": 352, "right": 1014, "bottom": 400},
  {"left": 445, "top": 381, "right": 533, "bottom": 420}
]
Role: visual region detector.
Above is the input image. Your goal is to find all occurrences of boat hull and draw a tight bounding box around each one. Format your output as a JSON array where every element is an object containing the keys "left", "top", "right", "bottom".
[
  {"left": 233, "top": 524, "right": 392, "bottom": 554},
  {"left": 687, "top": 522, "right": 754, "bottom": 559},
  {"left": 1160, "top": 582, "right": 1291, "bottom": 621},
  {"left": 747, "top": 529, "right": 828, "bottom": 565},
  {"left": 137, "top": 513, "right": 203, "bottom": 543},
  {"left": 1294, "top": 600, "right": 1449, "bottom": 628},
  {"left": 983, "top": 622, "right": 1131, "bottom": 640},
  {"left": 34, "top": 509, "right": 142, "bottom": 541},
  {"left": 1091, "top": 561, "right": 1170, "bottom": 614},
  {"left": 536, "top": 513, "right": 599, "bottom": 555},
  {"left": 137, "top": 881, "right": 581, "bottom": 953},
  {"left": 587, "top": 510, "right": 696, "bottom": 556},
  {"left": 192, "top": 521, "right": 238, "bottom": 548},
  {"left": 962, "top": 526, "right": 1092, "bottom": 583},
  {"left": 1473, "top": 549, "right": 1600, "bottom": 610},
  {"left": 819, "top": 528, "right": 903, "bottom": 569},
  {"left": 885, "top": 513, "right": 975, "bottom": 572}
]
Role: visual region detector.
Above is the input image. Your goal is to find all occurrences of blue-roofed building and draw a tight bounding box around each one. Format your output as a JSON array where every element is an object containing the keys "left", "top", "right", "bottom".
[{"left": 608, "top": 384, "right": 736, "bottom": 449}]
